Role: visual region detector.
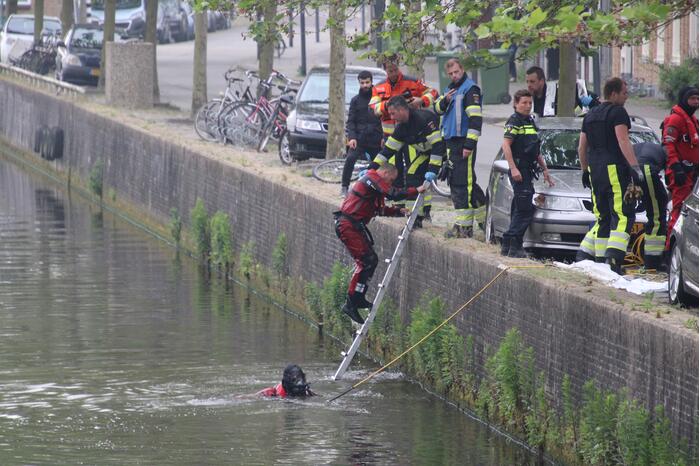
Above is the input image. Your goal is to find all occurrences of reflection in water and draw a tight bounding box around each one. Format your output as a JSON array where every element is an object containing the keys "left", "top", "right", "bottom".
[{"left": 0, "top": 157, "right": 537, "bottom": 464}]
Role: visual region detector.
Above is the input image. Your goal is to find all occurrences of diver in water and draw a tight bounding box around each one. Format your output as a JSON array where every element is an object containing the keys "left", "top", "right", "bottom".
[{"left": 258, "top": 364, "right": 315, "bottom": 398}]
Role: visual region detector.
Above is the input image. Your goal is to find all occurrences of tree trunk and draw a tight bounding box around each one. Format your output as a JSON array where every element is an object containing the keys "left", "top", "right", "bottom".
[
  {"left": 557, "top": 41, "right": 577, "bottom": 117},
  {"left": 326, "top": 0, "right": 345, "bottom": 160},
  {"left": 258, "top": 0, "right": 276, "bottom": 81},
  {"left": 191, "top": 10, "right": 208, "bottom": 118},
  {"left": 98, "top": 0, "right": 115, "bottom": 89},
  {"left": 406, "top": 0, "right": 424, "bottom": 78},
  {"left": 6, "top": 0, "right": 18, "bottom": 17},
  {"left": 77, "top": 0, "right": 87, "bottom": 23},
  {"left": 34, "top": 0, "right": 44, "bottom": 45},
  {"left": 372, "top": 0, "right": 385, "bottom": 65},
  {"left": 145, "top": 0, "right": 160, "bottom": 101},
  {"left": 60, "top": 0, "right": 74, "bottom": 40}
]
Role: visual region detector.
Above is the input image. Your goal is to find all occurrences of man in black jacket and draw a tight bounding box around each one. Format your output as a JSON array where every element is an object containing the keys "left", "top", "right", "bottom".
[{"left": 341, "top": 70, "right": 384, "bottom": 197}]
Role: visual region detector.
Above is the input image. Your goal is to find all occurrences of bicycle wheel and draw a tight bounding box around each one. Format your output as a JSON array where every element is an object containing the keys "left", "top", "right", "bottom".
[
  {"left": 222, "top": 102, "right": 267, "bottom": 147},
  {"left": 313, "top": 159, "right": 347, "bottom": 183},
  {"left": 194, "top": 99, "right": 222, "bottom": 142},
  {"left": 278, "top": 129, "right": 294, "bottom": 165},
  {"left": 350, "top": 160, "right": 369, "bottom": 182}
]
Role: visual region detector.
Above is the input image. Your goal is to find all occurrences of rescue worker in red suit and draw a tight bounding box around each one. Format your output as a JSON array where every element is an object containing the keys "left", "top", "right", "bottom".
[
  {"left": 663, "top": 86, "right": 699, "bottom": 239},
  {"left": 334, "top": 164, "right": 427, "bottom": 324},
  {"left": 258, "top": 364, "right": 315, "bottom": 397}
]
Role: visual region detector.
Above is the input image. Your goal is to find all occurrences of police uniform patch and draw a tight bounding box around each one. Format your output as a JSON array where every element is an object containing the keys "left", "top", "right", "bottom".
[{"left": 472, "top": 93, "right": 480, "bottom": 104}]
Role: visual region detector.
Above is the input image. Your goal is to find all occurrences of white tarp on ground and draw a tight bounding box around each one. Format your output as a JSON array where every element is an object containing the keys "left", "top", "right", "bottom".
[{"left": 554, "top": 260, "right": 668, "bottom": 295}]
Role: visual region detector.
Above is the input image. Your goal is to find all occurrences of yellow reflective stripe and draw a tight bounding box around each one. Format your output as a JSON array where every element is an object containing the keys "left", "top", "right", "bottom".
[
  {"left": 466, "top": 105, "right": 482, "bottom": 117},
  {"left": 608, "top": 165, "right": 628, "bottom": 235},
  {"left": 580, "top": 231, "right": 596, "bottom": 256},
  {"left": 474, "top": 206, "right": 485, "bottom": 222},
  {"left": 467, "top": 129, "right": 481, "bottom": 137},
  {"left": 467, "top": 133, "right": 479, "bottom": 141},
  {"left": 523, "top": 128, "right": 537, "bottom": 135},
  {"left": 388, "top": 155, "right": 396, "bottom": 166},
  {"left": 373, "top": 154, "right": 388, "bottom": 165},
  {"left": 407, "top": 145, "right": 417, "bottom": 161},
  {"left": 434, "top": 95, "right": 446, "bottom": 114},
  {"left": 429, "top": 154, "right": 442, "bottom": 166},
  {"left": 407, "top": 155, "right": 429, "bottom": 174},
  {"left": 381, "top": 122, "right": 395, "bottom": 134},
  {"left": 426, "top": 130, "right": 442, "bottom": 145},
  {"left": 385, "top": 137, "right": 403, "bottom": 151},
  {"left": 643, "top": 165, "right": 662, "bottom": 237},
  {"left": 421, "top": 91, "right": 435, "bottom": 106},
  {"left": 608, "top": 231, "right": 630, "bottom": 251}
]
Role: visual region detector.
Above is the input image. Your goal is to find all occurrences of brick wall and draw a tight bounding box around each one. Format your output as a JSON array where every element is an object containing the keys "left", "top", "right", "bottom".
[{"left": 0, "top": 79, "right": 697, "bottom": 449}]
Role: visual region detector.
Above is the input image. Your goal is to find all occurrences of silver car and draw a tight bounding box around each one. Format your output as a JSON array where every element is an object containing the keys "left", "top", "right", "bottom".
[
  {"left": 668, "top": 181, "right": 698, "bottom": 306},
  {"left": 484, "top": 116, "right": 659, "bottom": 254}
]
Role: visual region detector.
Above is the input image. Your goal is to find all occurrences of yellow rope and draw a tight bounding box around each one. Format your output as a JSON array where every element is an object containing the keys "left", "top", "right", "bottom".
[{"left": 328, "top": 264, "right": 548, "bottom": 403}]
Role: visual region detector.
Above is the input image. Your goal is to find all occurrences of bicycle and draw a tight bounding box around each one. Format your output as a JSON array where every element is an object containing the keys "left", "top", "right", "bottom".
[
  {"left": 312, "top": 150, "right": 372, "bottom": 183},
  {"left": 193, "top": 68, "right": 259, "bottom": 142}
]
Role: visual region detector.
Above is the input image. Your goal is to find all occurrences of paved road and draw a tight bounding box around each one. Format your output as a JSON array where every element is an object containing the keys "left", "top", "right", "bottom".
[{"left": 156, "top": 15, "right": 669, "bottom": 186}]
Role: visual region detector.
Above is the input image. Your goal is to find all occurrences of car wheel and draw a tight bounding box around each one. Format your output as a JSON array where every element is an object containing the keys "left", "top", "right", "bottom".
[
  {"left": 668, "top": 241, "right": 696, "bottom": 306},
  {"left": 484, "top": 194, "right": 497, "bottom": 244},
  {"left": 278, "top": 130, "right": 294, "bottom": 165}
]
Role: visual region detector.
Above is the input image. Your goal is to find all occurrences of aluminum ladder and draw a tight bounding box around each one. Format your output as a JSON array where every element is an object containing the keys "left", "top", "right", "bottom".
[{"left": 333, "top": 183, "right": 429, "bottom": 380}]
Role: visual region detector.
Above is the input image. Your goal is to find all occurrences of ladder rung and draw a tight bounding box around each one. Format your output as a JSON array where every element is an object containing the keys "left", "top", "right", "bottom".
[
  {"left": 341, "top": 351, "right": 347, "bottom": 357},
  {"left": 377, "top": 283, "right": 384, "bottom": 288},
  {"left": 397, "top": 235, "right": 405, "bottom": 240},
  {"left": 384, "top": 258, "right": 391, "bottom": 263}
]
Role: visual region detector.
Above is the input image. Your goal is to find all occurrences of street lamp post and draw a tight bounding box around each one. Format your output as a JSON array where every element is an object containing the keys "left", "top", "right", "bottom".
[
  {"left": 300, "top": 3, "right": 307, "bottom": 76},
  {"left": 315, "top": 7, "right": 319, "bottom": 43}
]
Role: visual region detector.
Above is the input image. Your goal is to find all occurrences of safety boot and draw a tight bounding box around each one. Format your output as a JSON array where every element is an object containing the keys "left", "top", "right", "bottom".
[
  {"left": 605, "top": 257, "right": 623, "bottom": 275},
  {"left": 422, "top": 207, "right": 432, "bottom": 224},
  {"left": 350, "top": 292, "right": 373, "bottom": 309},
  {"left": 500, "top": 238, "right": 511, "bottom": 256},
  {"left": 342, "top": 298, "right": 365, "bottom": 325},
  {"left": 507, "top": 238, "right": 527, "bottom": 258},
  {"left": 575, "top": 250, "right": 595, "bottom": 262},
  {"left": 413, "top": 216, "right": 424, "bottom": 229}
]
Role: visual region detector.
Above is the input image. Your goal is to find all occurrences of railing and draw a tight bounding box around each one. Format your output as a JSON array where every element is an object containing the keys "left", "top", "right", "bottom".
[{"left": 0, "top": 63, "right": 86, "bottom": 98}]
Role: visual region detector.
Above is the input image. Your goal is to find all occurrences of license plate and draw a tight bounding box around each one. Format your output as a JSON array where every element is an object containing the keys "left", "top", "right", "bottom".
[{"left": 90, "top": 68, "right": 100, "bottom": 77}]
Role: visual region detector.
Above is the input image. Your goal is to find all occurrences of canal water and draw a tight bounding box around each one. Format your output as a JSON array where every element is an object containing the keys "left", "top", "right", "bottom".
[{"left": 0, "top": 157, "right": 536, "bottom": 465}]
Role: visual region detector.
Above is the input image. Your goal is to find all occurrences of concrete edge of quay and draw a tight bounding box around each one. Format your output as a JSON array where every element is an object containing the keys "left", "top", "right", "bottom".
[{"left": 0, "top": 76, "right": 697, "bottom": 451}]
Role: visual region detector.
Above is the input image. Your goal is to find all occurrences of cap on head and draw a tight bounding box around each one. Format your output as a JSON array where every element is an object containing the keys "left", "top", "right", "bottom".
[{"left": 282, "top": 364, "right": 309, "bottom": 396}]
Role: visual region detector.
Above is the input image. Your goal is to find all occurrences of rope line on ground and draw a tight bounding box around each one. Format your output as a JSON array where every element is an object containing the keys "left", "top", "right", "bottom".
[{"left": 328, "top": 264, "right": 549, "bottom": 403}]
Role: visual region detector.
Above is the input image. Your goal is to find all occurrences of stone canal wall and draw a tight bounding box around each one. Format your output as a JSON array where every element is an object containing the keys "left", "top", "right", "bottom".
[{"left": 0, "top": 78, "right": 697, "bottom": 448}]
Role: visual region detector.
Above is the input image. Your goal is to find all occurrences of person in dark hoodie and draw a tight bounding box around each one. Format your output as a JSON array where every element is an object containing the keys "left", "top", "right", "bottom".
[
  {"left": 662, "top": 86, "right": 699, "bottom": 237},
  {"left": 258, "top": 364, "right": 315, "bottom": 398},
  {"left": 340, "top": 70, "right": 384, "bottom": 197}
]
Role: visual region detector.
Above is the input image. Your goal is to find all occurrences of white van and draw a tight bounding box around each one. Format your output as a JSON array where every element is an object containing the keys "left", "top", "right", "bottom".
[{"left": 0, "top": 14, "right": 62, "bottom": 64}]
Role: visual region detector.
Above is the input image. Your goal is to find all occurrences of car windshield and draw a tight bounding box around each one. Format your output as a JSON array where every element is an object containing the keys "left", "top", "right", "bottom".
[
  {"left": 539, "top": 129, "right": 658, "bottom": 168},
  {"left": 6, "top": 17, "right": 61, "bottom": 35},
  {"left": 70, "top": 28, "right": 103, "bottom": 49},
  {"left": 298, "top": 72, "right": 380, "bottom": 105},
  {"left": 92, "top": 0, "right": 141, "bottom": 10}
]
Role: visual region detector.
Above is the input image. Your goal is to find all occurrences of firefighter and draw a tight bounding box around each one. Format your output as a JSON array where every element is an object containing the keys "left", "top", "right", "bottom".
[
  {"left": 576, "top": 77, "right": 644, "bottom": 274},
  {"left": 525, "top": 66, "right": 597, "bottom": 117},
  {"left": 370, "top": 96, "right": 445, "bottom": 228},
  {"left": 663, "top": 86, "right": 699, "bottom": 237},
  {"left": 500, "top": 89, "right": 554, "bottom": 257},
  {"left": 434, "top": 58, "right": 485, "bottom": 238},
  {"left": 369, "top": 55, "right": 438, "bottom": 214},
  {"left": 334, "top": 163, "right": 427, "bottom": 324},
  {"left": 633, "top": 142, "right": 668, "bottom": 270}
]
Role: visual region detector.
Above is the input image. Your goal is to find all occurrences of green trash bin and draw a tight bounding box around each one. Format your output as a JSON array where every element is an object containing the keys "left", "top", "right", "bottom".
[{"left": 481, "top": 48, "right": 512, "bottom": 105}]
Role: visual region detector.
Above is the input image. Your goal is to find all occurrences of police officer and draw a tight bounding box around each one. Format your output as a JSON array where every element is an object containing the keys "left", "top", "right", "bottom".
[
  {"left": 633, "top": 142, "right": 668, "bottom": 270},
  {"left": 576, "top": 78, "right": 644, "bottom": 274},
  {"left": 371, "top": 96, "right": 445, "bottom": 227},
  {"left": 501, "top": 90, "right": 554, "bottom": 257},
  {"left": 434, "top": 58, "right": 484, "bottom": 238}
]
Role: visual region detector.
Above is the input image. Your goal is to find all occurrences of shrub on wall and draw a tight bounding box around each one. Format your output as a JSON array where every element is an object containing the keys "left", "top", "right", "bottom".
[
  {"left": 190, "top": 198, "right": 210, "bottom": 262},
  {"left": 210, "top": 211, "right": 233, "bottom": 270},
  {"left": 659, "top": 57, "right": 699, "bottom": 104}
]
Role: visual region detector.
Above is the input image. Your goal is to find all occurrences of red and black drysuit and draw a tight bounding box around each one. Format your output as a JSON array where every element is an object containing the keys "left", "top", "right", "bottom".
[
  {"left": 258, "top": 384, "right": 287, "bottom": 397},
  {"left": 334, "top": 170, "right": 418, "bottom": 303},
  {"left": 663, "top": 87, "right": 699, "bottom": 239}
]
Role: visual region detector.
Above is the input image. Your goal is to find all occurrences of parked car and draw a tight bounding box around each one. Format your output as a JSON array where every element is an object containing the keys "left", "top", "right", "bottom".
[
  {"left": 484, "top": 116, "right": 659, "bottom": 255},
  {"left": 90, "top": 0, "right": 145, "bottom": 39},
  {"left": 55, "top": 24, "right": 105, "bottom": 86},
  {"left": 0, "top": 14, "right": 61, "bottom": 64},
  {"left": 181, "top": 1, "right": 195, "bottom": 40},
  {"left": 161, "top": 0, "right": 189, "bottom": 42},
  {"left": 283, "top": 65, "right": 386, "bottom": 162},
  {"left": 668, "top": 181, "right": 698, "bottom": 306}
]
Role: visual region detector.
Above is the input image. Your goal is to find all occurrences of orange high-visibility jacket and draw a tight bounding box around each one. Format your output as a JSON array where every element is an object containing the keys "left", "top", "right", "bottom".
[{"left": 369, "top": 72, "right": 438, "bottom": 136}]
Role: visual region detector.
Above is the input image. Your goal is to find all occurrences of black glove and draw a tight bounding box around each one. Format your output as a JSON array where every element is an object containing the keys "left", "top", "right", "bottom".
[
  {"left": 671, "top": 163, "right": 687, "bottom": 186},
  {"left": 581, "top": 170, "right": 591, "bottom": 189},
  {"left": 630, "top": 165, "right": 644, "bottom": 186},
  {"left": 438, "top": 159, "right": 453, "bottom": 182}
]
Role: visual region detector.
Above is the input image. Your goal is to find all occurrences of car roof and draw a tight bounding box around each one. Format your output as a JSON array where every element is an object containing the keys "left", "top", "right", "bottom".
[
  {"left": 535, "top": 116, "right": 655, "bottom": 133},
  {"left": 72, "top": 23, "right": 102, "bottom": 29},
  {"left": 307, "top": 64, "right": 386, "bottom": 76}
]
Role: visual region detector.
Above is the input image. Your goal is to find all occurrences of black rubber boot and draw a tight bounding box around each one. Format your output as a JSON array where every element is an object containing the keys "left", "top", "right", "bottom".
[
  {"left": 500, "top": 237, "right": 511, "bottom": 256},
  {"left": 606, "top": 257, "right": 623, "bottom": 275},
  {"left": 350, "top": 292, "right": 373, "bottom": 309},
  {"left": 423, "top": 206, "right": 432, "bottom": 224},
  {"left": 342, "top": 298, "right": 365, "bottom": 325},
  {"left": 413, "top": 216, "right": 424, "bottom": 229},
  {"left": 575, "top": 250, "right": 595, "bottom": 262},
  {"left": 444, "top": 225, "right": 471, "bottom": 239},
  {"left": 508, "top": 238, "right": 527, "bottom": 258}
]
